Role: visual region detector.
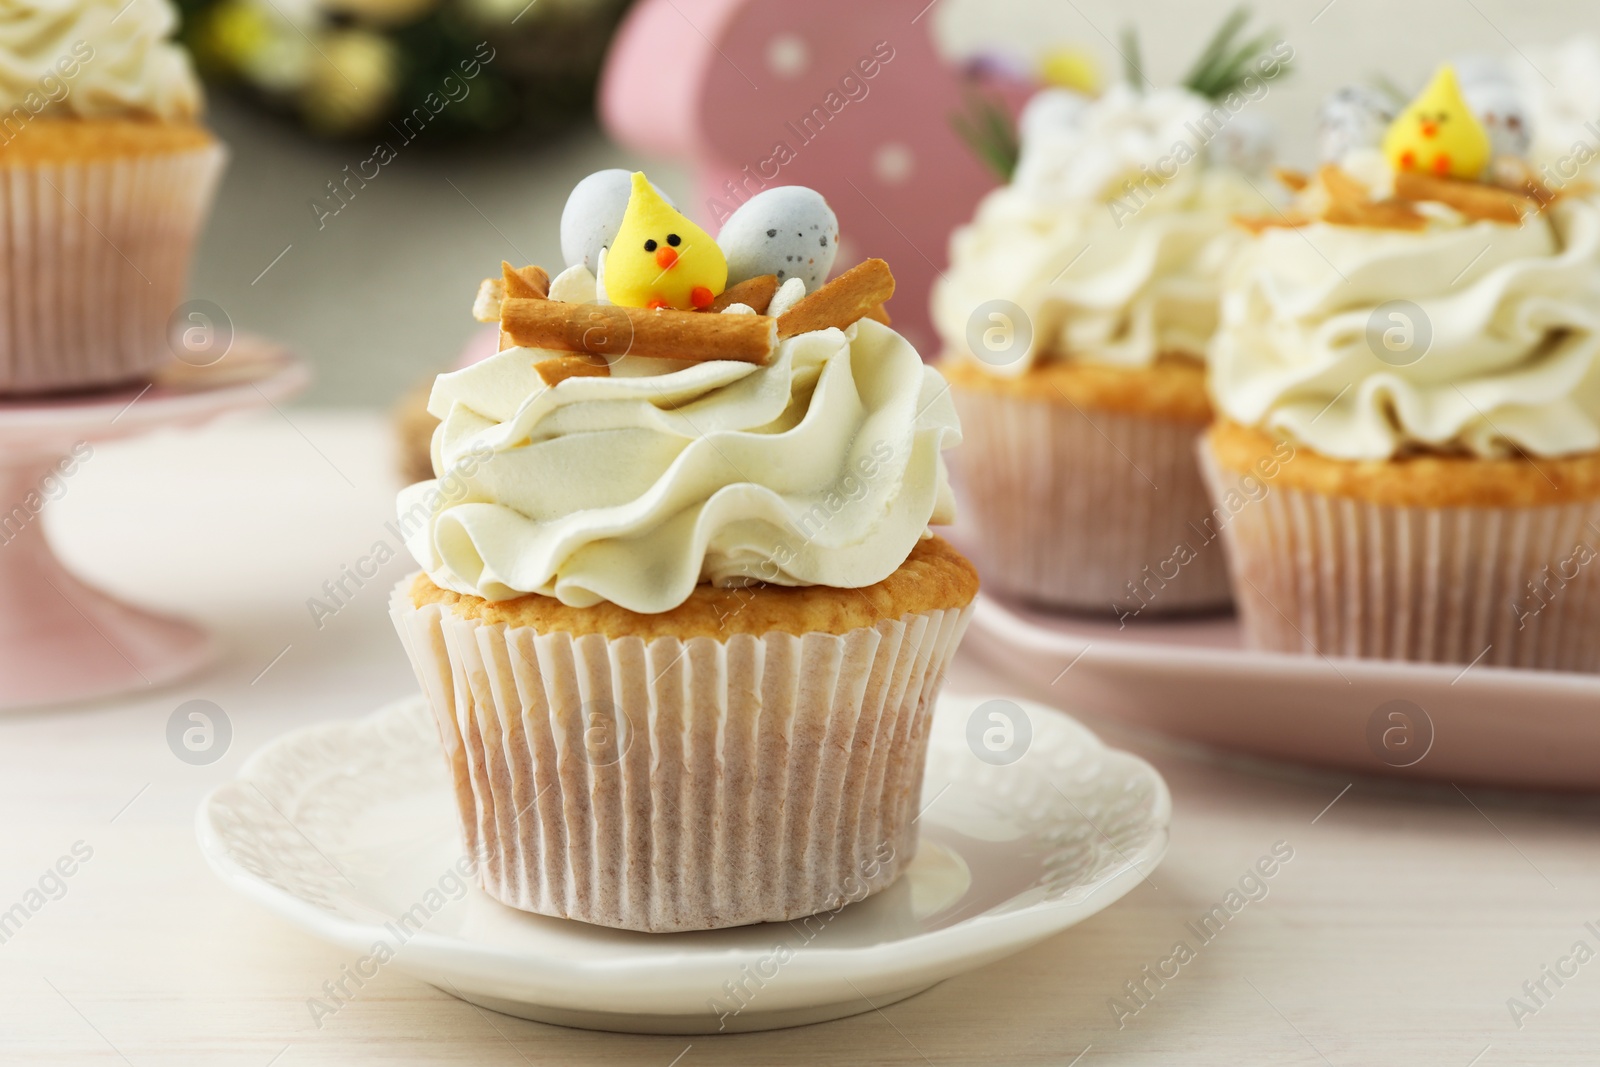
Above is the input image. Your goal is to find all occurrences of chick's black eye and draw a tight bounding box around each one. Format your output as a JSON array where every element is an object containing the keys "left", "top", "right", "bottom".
[
  {"left": 644, "top": 239, "right": 657, "bottom": 252},
  {"left": 667, "top": 233, "right": 681, "bottom": 246}
]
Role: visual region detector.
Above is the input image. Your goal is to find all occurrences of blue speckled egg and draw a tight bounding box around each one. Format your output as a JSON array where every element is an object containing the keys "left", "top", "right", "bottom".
[
  {"left": 716, "top": 186, "right": 839, "bottom": 292},
  {"left": 560, "top": 170, "right": 675, "bottom": 274}
]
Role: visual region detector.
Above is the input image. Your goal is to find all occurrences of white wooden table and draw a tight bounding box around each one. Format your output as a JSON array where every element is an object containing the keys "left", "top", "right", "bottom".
[{"left": 2, "top": 411, "right": 1596, "bottom": 1065}]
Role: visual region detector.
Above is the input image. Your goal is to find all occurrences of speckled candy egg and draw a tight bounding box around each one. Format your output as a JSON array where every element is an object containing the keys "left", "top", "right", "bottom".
[
  {"left": 560, "top": 169, "right": 676, "bottom": 274},
  {"left": 716, "top": 186, "right": 839, "bottom": 291},
  {"left": 1317, "top": 85, "right": 1397, "bottom": 165},
  {"left": 1461, "top": 78, "right": 1532, "bottom": 159},
  {"left": 1207, "top": 111, "right": 1276, "bottom": 174},
  {"left": 1018, "top": 87, "right": 1090, "bottom": 146}
]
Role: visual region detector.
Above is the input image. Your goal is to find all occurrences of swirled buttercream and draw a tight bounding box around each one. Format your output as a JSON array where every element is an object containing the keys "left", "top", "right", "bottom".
[
  {"left": 1210, "top": 194, "right": 1600, "bottom": 460},
  {"left": 934, "top": 85, "right": 1270, "bottom": 375},
  {"left": 0, "top": 0, "right": 203, "bottom": 121},
  {"left": 399, "top": 319, "right": 961, "bottom": 610}
]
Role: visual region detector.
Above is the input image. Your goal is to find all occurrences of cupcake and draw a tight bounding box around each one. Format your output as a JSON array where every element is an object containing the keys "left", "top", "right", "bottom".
[
  {"left": 391, "top": 173, "right": 975, "bottom": 932},
  {"left": 1204, "top": 65, "right": 1600, "bottom": 672},
  {"left": 0, "top": 1, "right": 226, "bottom": 394},
  {"left": 933, "top": 17, "right": 1291, "bottom": 615}
]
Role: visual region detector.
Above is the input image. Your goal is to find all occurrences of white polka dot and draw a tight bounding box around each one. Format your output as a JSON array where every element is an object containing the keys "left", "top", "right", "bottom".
[
  {"left": 873, "top": 142, "right": 915, "bottom": 185},
  {"left": 766, "top": 34, "right": 809, "bottom": 78}
]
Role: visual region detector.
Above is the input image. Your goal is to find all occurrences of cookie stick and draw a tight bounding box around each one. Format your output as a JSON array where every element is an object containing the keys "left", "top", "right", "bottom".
[{"left": 501, "top": 298, "right": 778, "bottom": 365}]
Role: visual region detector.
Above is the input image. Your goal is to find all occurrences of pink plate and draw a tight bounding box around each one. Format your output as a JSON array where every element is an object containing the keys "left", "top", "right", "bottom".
[{"left": 964, "top": 593, "right": 1600, "bottom": 791}]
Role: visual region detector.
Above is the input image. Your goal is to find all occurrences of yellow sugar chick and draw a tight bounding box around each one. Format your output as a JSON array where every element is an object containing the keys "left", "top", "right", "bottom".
[
  {"left": 603, "top": 172, "right": 727, "bottom": 310},
  {"left": 1382, "top": 65, "right": 1492, "bottom": 181}
]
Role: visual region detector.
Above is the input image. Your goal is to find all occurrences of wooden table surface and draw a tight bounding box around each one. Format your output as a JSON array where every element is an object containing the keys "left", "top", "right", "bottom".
[{"left": 2, "top": 411, "right": 1597, "bottom": 1066}]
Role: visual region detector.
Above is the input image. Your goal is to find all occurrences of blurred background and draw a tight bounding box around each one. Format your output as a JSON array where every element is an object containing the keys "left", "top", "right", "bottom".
[{"left": 184, "top": 0, "right": 1596, "bottom": 405}]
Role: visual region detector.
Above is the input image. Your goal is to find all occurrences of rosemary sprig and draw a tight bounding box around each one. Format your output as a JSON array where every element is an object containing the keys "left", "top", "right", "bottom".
[
  {"left": 1121, "top": 27, "right": 1146, "bottom": 92},
  {"left": 1181, "top": 7, "right": 1251, "bottom": 91},
  {"left": 1181, "top": 7, "right": 1291, "bottom": 100},
  {"left": 950, "top": 6, "right": 1291, "bottom": 179},
  {"left": 1370, "top": 74, "right": 1410, "bottom": 109},
  {"left": 952, "top": 88, "right": 1022, "bottom": 181}
]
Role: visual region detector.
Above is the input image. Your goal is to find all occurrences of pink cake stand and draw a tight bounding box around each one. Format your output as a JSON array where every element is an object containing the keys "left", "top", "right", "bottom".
[{"left": 0, "top": 338, "right": 308, "bottom": 710}]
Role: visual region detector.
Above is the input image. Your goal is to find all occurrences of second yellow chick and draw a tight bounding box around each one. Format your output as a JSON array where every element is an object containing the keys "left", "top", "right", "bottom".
[{"left": 1382, "top": 65, "right": 1492, "bottom": 181}]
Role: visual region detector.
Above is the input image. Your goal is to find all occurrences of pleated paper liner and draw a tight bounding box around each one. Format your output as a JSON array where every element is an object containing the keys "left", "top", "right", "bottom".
[
  {"left": 0, "top": 143, "right": 227, "bottom": 394},
  {"left": 392, "top": 583, "right": 973, "bottom": 932},
  {"left": 1199, "top": 442, "right": 1600, "bottom": 672},
  {"left": 950, "top": 385, "right": 1232, "bottom": 615}
]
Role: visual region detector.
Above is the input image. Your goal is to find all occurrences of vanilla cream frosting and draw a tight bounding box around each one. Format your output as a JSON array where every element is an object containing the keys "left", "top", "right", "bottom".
[
  {"left": 0, "top": 0, "right": 203, "bottom": 121},
  {"left": 934, "top": 85, "right": 1270, "bottom": 375},
  {"left": 399, "top": 319, "right": 961, "bottom": 610},
  {"left": 1210, "top": 192, "right": 1600, "bottom": 460}
]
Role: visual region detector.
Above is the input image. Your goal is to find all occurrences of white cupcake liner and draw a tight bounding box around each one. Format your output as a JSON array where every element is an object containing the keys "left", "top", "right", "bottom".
[
  {"left": 950, "top": 385, "right": 1233, "bottom": 614},
  {"left": 1199, "top": 442, "right": 1600, "bottom": 672},
  {"left": 391, "top": 581, "right": 973, "bottom": 932},
  {"left": 0, "top": 143, "right": 227, "bottom": 394}
]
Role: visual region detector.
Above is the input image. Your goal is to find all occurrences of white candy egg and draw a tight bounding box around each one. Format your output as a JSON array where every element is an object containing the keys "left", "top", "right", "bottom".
[
  {"left": 716, "top": 186, "right": 839, "bottom": 291},
  {"left": 560, "top": 169, "right": 675, "bottom": 274},
  {"left": 1207, "top": 112, "right": 1276, "bottom": 174},
  {"left": 1462, "top": 78, "right": 1533, "bottom": 159},
  {"left": 1317, "top": 85, "right": 1396, "bottom": 165},
  {"left": 1018, "top": 87, "right": 1090, "bottom": 146}
]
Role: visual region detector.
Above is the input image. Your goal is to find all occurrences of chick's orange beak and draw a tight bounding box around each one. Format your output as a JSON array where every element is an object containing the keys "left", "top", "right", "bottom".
[
  {"left": 655, "top": 246, "right": 679, "bottom": 270},
  {"left": 1420, "top": 120, "right": 1438, "bottom": 138}
]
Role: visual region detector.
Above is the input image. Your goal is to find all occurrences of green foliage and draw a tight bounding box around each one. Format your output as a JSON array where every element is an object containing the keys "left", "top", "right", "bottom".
[
  {"left": 1120, "top": 26, "right": 1145, "bottom": 92},
  {"left": 953, "top": 6, "right": 1291, "bottom": 180},
  {"left": 952, "top": 88, "right": 1022, "bottom": 182},
  {"left": 1178, "top": 6, "right": 1291, "bottom": 100}
]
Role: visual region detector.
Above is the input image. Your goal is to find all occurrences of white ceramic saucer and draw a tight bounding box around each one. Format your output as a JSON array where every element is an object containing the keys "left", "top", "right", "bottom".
[{"left": 198, "top": 693, "right": 1169, "bottom": 1034}]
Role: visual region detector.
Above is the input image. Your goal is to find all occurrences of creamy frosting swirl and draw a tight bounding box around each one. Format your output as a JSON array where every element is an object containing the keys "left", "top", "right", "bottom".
[
  {"left": 399, "top": 319, "right": 961, "bottom": 610},
  {"left": 1210, "top": 193, "right": 1600, "bottom": 460},
  {"left": 0, "top": 0, "right": 203, "bottom": 121},
  {"left": 934, "top": 85, "right": 1270, "bottom": 375}
]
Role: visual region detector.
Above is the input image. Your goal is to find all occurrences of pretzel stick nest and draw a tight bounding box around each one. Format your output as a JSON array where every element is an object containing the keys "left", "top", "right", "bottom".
[
  {"left": 707, "top": 274, "right": 780, "bottom": 313},
  {"left": 483, "top": 258, "right": 897, "bottom": 372},
  {"left": 1243, "top": 163, "right": 1565, "bottom": 234},
  {"left": 502, "top": 298, "right": 778, "bottom": 364},
  {"left": 1392, "top": 171, "right": 1536, "bottom": 224},
  {"left": 778, "top": 258, "right": 895, "bottom": 338},
  {"left": 1273, "top": 167, "right": 1310, "bottom": 192},
  {"left": 502, "top": 261, "right": 550, "bottom": 298},
  {"left": 1233, "top": 211, "right": 1313, "bottom": 234}
]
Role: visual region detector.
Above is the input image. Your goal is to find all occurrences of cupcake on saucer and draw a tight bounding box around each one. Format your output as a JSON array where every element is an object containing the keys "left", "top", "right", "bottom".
[
  {"left": 0, "top": 0, "right": 226, "bottom": 394},
  {"left": 1205, "top": 65, "right": 1600, "bottom": 671},
  {"left": 934, "top": 14, "right": 1291, "bottom": 616},
  {"left": 391, "top": 173, "right": 975, "bottom": 932}
]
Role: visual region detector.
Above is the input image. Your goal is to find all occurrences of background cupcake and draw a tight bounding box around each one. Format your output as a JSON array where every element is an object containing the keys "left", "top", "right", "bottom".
[
  {"left": 1204, "top": 67, "right": 1600, "bottom": 672},
  {"left": 392, "top": 176, "right": 975, "bottom": 932},
  {"left": 0, "top": 0, "right": 226, "bottom": 394},
  {"left": 934, "top": 14, "right": 1290, "bottom": 616}
]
